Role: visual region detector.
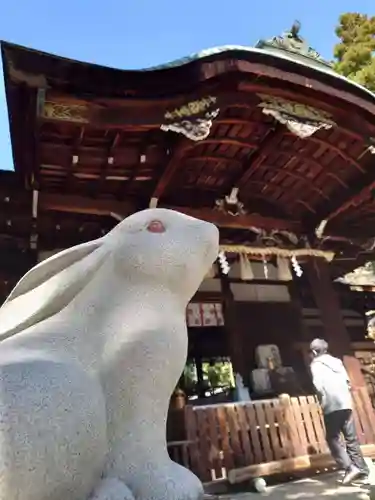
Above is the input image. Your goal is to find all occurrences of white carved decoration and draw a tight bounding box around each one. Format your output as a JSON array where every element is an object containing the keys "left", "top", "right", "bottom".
[
  {"left": 215, "top": 187, "right": 246, "bottom": 217},
  {"left": 0, "top": 208, "right": 219, "bottom": 500},
  {"left": 160, "top": 109, "right": 219, "bottom": 141},
  {"left": 262, "top": 109, "right": 332, "bottom": 138},
  {"left": 337, "top": 262, "right": 375, "bottom": 287},
  {"left": 257, "top": 94, "right": 336, "bottom": 138},
  {"left": 161, "top": 96, "right": 219, "bottom": 141}
]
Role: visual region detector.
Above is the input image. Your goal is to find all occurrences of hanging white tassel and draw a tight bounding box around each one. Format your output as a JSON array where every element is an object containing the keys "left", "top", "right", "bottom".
[
  {"left": 262, "top": 256, "right": 269, "bottom": 279},
  {"left": 291, "top": 255, "right": 303, "bottom": 277},
  {"left": 239, "top": 253, "right": 254, "bottom": 280},
  {"left": 218, "top": 251, "right": 230, "bottom": 275},
  {"left": 277, "top": 256, "right": 293, "bottom": 281}
]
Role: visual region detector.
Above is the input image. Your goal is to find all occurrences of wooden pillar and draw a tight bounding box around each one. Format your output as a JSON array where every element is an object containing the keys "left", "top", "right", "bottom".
[
  {"left": 218, "top": 270, "right": 246, "bottom": 383},
  {"left": 195, "top": 357, "right": 205, "bottom": 398},
  {"left": 304, "top": 257, "right": 365, "bottom": 388}
]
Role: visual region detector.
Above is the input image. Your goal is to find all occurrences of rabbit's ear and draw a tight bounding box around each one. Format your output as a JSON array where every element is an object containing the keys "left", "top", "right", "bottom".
[{"left": 0, "top": 238, "right": 105, "bottom": 340}]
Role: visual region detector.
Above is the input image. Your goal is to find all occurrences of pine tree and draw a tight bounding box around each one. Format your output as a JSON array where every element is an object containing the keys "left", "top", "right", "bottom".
[{"left": 334, "top": 13, "right": 375, "bottom": 92}]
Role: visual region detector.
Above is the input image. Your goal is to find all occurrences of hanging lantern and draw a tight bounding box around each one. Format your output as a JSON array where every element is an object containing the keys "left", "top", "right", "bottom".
[{"left": 217, "top": 251, "right": 230, "bottom": 275}]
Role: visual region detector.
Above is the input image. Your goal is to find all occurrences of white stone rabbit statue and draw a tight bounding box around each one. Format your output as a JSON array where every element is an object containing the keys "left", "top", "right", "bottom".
[{"left": 0, "top": 208, "right": 219, "bottom": 500}]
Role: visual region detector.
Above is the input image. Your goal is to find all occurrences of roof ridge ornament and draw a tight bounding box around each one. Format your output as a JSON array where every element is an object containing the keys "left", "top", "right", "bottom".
[{"left": 256, "top": 21, "right": 333, "bottom": 69}]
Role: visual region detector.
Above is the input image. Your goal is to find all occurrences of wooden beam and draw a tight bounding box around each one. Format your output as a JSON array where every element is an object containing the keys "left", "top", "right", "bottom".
[
  {"left": 149, "top": 136, "right": 260, "bottom": 206},
  {"left": 304, "top": 149, "right": 375, "bottom": 232},
  {"left": 227, "top": 445, "right": 375, "bottom": 484},
  {"left": 42, "top": 77, "right": 375, "bottom": 135},
  {"left": 38, "top": 192, "right": 136, "bottom": 218},
  {"left": 38, "top": 192, "right": 301, "bottom": 232},
  {"left": 326, "top": 178, "right": 375, "bottom": 225},
  {"left": 150, "top": 139, "right": 190, "bottom": 203},
  {"left": 236, "top": 126, "right": 285, "bottom": 189},
  {"left": 176, "top": 206, "right": 300, "bottom": 231}
]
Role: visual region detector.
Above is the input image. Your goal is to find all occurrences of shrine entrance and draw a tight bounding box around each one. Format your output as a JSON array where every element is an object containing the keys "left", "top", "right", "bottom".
[{"left": 183, "top": 302, "right": 234, "bottom": 404}]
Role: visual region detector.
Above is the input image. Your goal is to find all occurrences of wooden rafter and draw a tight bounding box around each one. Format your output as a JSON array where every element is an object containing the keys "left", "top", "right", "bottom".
[
  {"left": 286, "top": 134, "right": 365, "bottom": 173},
  {"left": 185, "top": 156, "right": 242, "bottom": 169},
  {"left": 276, "top": 150, "right": 348, "bottom": 189},
  {"left": 38, "top": 192, "right": 301, "bottom": 232},
  {"left": 235, "top": 126, "right": 285, "bottom": 189},
  {"left": 304, "top": 148, "right": 375, "bottom": 232},
  {"left": 326, "top": 176, "right": 375, "bottom": 225},
  {"left": 149, "top": 138, "right": 190, "bottom": 204},
  {"left": 214, "top": 118, "right": 258, "bottom": 127},
  {"left": 6, "top": 41, "right": 375, "bottom": 250},
  {"left": 194, "top": 138, "right": 256, "bottom": 150},
  {"left": 248, "top": 173, "right": 329, "bottom": 200}
]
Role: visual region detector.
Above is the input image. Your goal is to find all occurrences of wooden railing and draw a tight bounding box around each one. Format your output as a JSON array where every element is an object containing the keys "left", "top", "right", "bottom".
[{"left": 167, "top": 387, "right": 375, "bottom": 484}]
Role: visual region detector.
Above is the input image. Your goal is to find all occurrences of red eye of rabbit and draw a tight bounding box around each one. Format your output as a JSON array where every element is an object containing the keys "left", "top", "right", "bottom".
[{"left": 146, "top": 220, "right": 166, "bottom": 233}]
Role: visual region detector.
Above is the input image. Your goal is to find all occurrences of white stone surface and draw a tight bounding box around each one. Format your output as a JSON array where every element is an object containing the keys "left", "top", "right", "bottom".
[{"left": 0, "top": 208, "right": 219, "bottom": 500}]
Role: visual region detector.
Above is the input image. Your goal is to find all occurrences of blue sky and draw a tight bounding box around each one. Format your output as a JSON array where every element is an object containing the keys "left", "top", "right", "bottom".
[{"left": 0, "top": 0, "right": 373, "bottom": 171}]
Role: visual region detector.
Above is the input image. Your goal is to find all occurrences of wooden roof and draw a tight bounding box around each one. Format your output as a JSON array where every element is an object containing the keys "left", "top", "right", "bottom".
[{"left": 2, "top": 26, "right": 375, "bottom": 279}]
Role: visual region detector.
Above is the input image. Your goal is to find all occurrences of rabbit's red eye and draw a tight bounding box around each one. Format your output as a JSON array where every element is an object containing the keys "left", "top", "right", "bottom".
[{"left": 146, "top": 220, "right": 166, "bottom": 233}]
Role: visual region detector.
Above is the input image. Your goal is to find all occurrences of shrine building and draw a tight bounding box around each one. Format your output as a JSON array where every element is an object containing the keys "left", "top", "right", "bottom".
[{"left": 2, "top": 24, "right": 375, "bottom": 485}]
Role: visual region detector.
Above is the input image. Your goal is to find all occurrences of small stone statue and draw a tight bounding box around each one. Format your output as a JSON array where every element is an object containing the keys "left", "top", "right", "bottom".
[{"left": 0, "top": 208, "right": 219, "bottom": 500}]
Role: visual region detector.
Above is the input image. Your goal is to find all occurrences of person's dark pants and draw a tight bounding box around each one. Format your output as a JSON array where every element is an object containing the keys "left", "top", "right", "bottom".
[{"left": 324, "top": 409, "right": 369, "bottom": 474}]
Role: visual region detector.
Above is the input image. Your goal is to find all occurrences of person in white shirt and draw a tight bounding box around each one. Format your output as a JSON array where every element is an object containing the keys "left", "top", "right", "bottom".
[{"left": 310, "top": 338, "right": 369, "bottom": 485}]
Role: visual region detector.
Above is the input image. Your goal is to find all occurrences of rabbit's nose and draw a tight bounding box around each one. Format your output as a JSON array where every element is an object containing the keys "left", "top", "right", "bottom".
[{"left": 146, "top": 220, "right": 166, "bottom": 233}]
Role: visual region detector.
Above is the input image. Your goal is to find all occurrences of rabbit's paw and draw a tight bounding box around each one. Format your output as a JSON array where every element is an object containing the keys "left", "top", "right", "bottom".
[{"left": 89, "top": 477, "right": 135, "bottom": 500}]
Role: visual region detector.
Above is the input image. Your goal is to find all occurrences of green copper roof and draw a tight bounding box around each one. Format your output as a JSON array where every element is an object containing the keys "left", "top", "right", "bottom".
[
  {"left": 139, "top": 22, "right": 375, "bottom": 101},
  {"left": 255, "top": 21, "right": 334, "bottom": 71}
]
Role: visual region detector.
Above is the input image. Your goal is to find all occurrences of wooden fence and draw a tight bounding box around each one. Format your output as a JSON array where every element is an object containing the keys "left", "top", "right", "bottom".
[{"left": 167, "top": 387, "right": 375, "bottom": 484}]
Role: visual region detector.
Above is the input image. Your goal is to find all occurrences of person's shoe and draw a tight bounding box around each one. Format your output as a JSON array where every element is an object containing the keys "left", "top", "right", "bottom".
[
  {"left": 342, "top": 466, "right": 362, "bottom": 485},
  {"left": 354, "top": 471, "right": 370, "bottom": 485}
]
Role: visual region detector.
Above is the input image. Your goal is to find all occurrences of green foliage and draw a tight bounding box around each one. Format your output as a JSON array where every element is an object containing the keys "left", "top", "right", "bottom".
[
  {"left": 203, "top": 361, "right": 233, "bottom": 390},
  {"left": 182, "top": 363, "right": 197, "bottom": 391},
  {"left": 334, "top": 13, "right": 375, "bottom": 92},
  {"left": 180, "top": 360, "right": 233, "bottom": 395}
]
